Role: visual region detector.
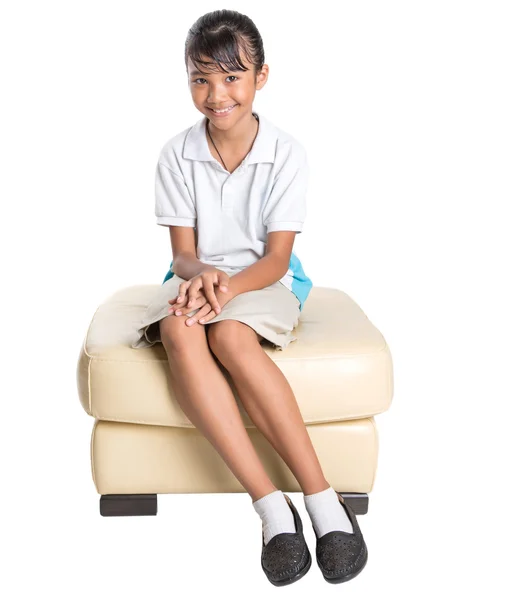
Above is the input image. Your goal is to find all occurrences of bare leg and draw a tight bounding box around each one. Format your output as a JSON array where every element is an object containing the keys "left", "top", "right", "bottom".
[
  {"left": 159, "top": 315, "right": 278, "bottom": 502},
  {"left": 208, "top": 321, "right": 330, "bottom": 496}
]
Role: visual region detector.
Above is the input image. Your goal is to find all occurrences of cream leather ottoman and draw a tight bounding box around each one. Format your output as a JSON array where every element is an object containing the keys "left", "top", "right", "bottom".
[{"left": 76, "top": 285, "right": 393, "bottom": 517}]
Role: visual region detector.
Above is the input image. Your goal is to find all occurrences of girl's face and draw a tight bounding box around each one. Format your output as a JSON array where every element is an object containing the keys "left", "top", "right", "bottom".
[{"left": 187, "top": 54, "right": 268, "bottom": 127}]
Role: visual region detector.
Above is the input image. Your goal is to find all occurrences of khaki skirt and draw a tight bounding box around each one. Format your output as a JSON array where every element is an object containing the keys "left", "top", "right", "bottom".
[{"left": 131, "top": 273, "right": 302, "bottom": 351}]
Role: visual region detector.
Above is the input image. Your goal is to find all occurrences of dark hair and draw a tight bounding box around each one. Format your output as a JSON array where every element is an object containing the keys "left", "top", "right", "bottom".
[{"left": 185, "top": 10, "right": 265, "bottom": 78}]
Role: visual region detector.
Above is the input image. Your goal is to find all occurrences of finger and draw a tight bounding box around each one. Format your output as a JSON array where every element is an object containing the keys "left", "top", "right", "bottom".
[
  {"left": 175, "top": 284, "right": 198, "bottom": 310},
  {"left": 167, "top": 290, "right": 189, "bottom": 313},
  {"left": 169, "top": 294, "right": 186, "bottom": 308},
  {"left": 185, "top": 302, "right": 212, "bottom": 326},
  {"left": 219, "top": 272, "right": 230, "bottom": 292},
  {"left": 176, "top": 281, "right": 192, "bottom": 304},
  {"left": 195, "top": 301, "right": 216, "bottom": 324},
  {"left": 169, "top": 292, "right": 203, "bottom": 315},
  {"left": 187, "top": 278, "right": 203, "bottom": 308},
  {"left": 186, "top": 290, "right": 205, "bottom": 311},
  {"left": 198, "top": 306, "right": 216, "bottom": 324},
  {"left": 169, "top": 293, "right": 184, "bottom": 304},
  {"left": 203, "top": 280, "right": 221, "bottom": 315},
  {"left": 169, "top": 282, "right": 205, "bottom": 312},
  {"left": 185, "top": 308, "right": 206, "bottom": 327}
]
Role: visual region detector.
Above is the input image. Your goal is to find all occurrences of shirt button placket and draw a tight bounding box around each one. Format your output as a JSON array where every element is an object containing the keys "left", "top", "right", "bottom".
[
  {"left": 222, "top": 178, "right": 232, "bottom": 212},
  {"left": 222, "top": 179, "right": 229, "bottom": 211}
]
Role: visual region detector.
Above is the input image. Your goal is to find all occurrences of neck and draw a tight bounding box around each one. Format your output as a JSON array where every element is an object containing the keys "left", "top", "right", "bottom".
[{"left": 206, "top": 111, "right": 258, "bottom": 148}]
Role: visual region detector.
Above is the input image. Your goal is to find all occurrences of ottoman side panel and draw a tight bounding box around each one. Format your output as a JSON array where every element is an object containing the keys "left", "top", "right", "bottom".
[
  {"left": 76, "top": 337, "right": 92, "bottom": 415},
  {"left": 91, "top": 419, "right": 379, "bottom": 496}
]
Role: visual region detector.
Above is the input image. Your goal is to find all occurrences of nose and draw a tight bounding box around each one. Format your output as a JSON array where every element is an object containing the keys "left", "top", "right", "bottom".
[{"left": 206, "top": 81, "right": 230, "bottom": 104}]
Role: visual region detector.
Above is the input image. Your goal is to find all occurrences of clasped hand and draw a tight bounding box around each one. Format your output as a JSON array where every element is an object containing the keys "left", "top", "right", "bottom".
[{"left": 167, "top": 267, "right": 234, "bottom": 326}]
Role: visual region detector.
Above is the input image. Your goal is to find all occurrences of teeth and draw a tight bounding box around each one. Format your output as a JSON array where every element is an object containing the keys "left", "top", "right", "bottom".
[{"left": 212, "top": 105, "right": 236, "bottom": 113}]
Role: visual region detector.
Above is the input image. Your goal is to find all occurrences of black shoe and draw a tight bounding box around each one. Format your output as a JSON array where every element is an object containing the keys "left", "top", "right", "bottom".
[
  {"left": 312, "top": 492, "right": 368, "bottom": 584},
  {"left": 260, "top": 494, "right": 312, "bottom": 586}
]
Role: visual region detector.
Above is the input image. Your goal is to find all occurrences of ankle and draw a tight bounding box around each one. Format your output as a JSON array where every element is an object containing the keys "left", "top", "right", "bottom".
[
  {"left": 303, "top": 485, "right": 353, "bottom": 537},
  {"left": 302, "top": 481, "right": 330, "bottom": 496},
  {"left": 253, "top": 489, "right": 296, "bottom": 545},
  {"left": 250, "top": 485, "right": 278, "bottom": 503}
]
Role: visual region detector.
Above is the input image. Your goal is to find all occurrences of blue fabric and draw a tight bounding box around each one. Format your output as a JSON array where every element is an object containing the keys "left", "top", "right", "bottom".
[
  {"left": 288, "top": 252, "right": 313, "bottom": 310},
  {"left": 162, "top": 266, "right": 174, "bottom": 285},
  {"left": 162, "top": 251, "right": 312, "bottom": 311}
]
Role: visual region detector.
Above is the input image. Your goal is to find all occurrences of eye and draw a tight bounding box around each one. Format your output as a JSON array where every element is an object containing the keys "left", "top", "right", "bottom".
[{"left": 193, "top": 75, "right": 239, "bottom": 84}]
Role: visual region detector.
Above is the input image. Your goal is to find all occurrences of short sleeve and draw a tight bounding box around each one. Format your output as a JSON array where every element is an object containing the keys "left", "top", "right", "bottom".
[
  {"left": 155, "top": 161, "right": 197, "bottom": 227},
  {"left": 262, "top": 142, "right": 309, "bottom": 234}
]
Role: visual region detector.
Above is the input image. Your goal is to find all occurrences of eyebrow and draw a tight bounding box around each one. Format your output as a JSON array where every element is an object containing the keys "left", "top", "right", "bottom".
[
  {"left": 189, "top": 69, "right": 241, "bottom": 77},
  {"left": 189, "top": 69, "right": 220, "bottom": 77}
]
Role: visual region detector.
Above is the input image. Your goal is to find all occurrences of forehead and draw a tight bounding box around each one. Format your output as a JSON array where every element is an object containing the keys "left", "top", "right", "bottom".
[{"left": 187, "top": 55, "right": 254, "bottom": 77}]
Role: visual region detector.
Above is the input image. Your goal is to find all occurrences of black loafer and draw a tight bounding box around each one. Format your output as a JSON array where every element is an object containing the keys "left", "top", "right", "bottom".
[
  {"left": 260, "top": 494, "right": 312, "bottom": 586},
  {"left": 312, "top": 492, "right": 368, "bottom": 584}
]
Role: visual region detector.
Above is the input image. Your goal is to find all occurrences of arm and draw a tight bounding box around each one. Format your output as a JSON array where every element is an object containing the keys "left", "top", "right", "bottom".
[
  {"left": 227, "top": 254, "right": 287, "bottom": 297},
  {"left": 228, "top": 140, "right": 308, "bottom": 297},
  {"left": 167, "top": 226, "right": 214, "bottom": 281},
  {"left": 174, "top": 252, "right": 215, "bottom": 281},
  {"left": 227, "top": 231, "right": 297, "bottom": 297}
]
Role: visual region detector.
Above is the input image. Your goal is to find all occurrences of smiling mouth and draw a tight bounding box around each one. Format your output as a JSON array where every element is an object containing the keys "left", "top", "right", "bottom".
[{"left": 208, "top": 104, "right": 238, "bottom": 114}]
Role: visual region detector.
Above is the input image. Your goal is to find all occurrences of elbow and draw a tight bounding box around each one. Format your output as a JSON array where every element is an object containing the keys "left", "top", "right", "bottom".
[{"left": 270, "top": 254, "right": 289, "bottom": 279}]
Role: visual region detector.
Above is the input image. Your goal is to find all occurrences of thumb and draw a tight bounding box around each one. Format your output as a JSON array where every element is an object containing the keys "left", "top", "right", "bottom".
[{"left": 219, "top": 272, "right": 230, "bottom": 291}]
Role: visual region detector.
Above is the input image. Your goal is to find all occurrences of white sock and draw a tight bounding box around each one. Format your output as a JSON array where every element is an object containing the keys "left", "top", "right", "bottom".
[
  {"left": 253, "top": 490, "right": 296, "bottom": 545},
  {"left": 303, "top": 485, "right": 354, "bottom": 538}
]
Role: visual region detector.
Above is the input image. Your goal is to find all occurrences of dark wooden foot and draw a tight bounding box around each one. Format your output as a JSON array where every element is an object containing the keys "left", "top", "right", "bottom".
[
  {"left": 338, "top": 493, "right": 369, "bottom": 515},
  {"left": 100, "top": 494, "right": 157, "bottom": 517}
]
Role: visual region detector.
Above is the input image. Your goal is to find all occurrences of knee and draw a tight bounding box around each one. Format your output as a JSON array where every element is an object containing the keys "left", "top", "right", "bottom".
[
  {"left": 159, "top": 315, "right": 205, "bottom": 353},
  {"left": 207, "top": 321, "right": 253, "bottom": 355}
]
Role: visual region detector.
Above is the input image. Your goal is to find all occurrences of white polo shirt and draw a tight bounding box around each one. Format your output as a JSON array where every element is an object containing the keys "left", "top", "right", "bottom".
[{"left": 155, "top": 111, "right": 313, "bottom": 310}]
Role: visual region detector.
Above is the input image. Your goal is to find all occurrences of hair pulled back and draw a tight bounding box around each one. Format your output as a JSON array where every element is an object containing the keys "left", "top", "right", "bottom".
[{"left": 185, "top": 9, "right": 265, "bottom": 77}]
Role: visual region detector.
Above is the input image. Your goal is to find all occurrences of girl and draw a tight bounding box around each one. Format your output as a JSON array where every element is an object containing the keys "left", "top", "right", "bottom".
[{"left": 132, "top": 9, "right": 367, "bottom": 586}]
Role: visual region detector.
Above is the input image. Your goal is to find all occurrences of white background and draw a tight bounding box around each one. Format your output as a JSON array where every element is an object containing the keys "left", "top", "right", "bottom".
[{"left": 1, "top": 0, "right": 519, "bottom": 597}]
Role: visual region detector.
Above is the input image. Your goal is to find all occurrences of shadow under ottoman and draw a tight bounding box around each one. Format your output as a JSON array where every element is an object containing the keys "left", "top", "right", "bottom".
[{"left": 76, "top": 285, "right": 394, "bottom": 517}]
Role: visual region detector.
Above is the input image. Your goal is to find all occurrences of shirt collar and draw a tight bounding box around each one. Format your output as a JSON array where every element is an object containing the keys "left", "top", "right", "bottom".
[{"left": 183, "top": 111, "right": 276, "bottom": 166}]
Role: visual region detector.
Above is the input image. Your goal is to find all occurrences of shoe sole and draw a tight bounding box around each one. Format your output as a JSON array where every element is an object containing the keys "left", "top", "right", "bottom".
[{"left": 263, "top": 548, "right": 312, "bottom": 586}]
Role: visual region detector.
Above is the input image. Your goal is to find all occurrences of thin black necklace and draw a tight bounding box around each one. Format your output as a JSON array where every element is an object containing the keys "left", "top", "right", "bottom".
[{"left": 207, "top": 112, "right": 259, "bottom": 172}]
